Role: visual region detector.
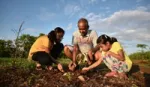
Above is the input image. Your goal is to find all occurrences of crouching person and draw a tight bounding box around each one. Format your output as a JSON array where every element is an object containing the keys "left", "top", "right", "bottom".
[
  {"left": 82, "top": 34, "right": 132, "bottom": 79},
  {"left": 64, "top": 18, "right": 98, "bottom": 71},
  {"left": 28, "top": 27, "right": 65, "bottom": 72}
]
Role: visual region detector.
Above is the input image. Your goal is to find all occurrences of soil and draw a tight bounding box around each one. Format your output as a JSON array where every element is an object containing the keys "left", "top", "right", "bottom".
[{"left": 0, "top": 61, "right": 150, "bottom": 87}]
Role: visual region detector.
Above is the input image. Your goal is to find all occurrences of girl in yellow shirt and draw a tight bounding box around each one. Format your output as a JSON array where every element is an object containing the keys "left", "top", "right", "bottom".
[
  {"left": 82, "top": 34, "right": 132, "bottom": 78},
  {"left": 28, "top": 27, "right": 65, "bottom": 72}
]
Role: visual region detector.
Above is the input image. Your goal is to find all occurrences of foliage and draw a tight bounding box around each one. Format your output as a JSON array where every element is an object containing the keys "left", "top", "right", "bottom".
[
  {"left": 59, "top": 51, "right": 68, "bottom": 59},
  {"left": 0, "top": 34, "right": 37, "bottom": 58},
  {"left": 18, "top": 34, "right": 37, "bottom": 58},
  {"left": 0, "top": 40, "right": 15, "bottom": 57},
  {"left": 0, "top": 58, "right": 35, "bottom": 69},
  {"left": 129, "top": 51, "right": 150, "bottom": 60},
  {"left": 136, "top": 44, "right": 148, "bottom": 52}
]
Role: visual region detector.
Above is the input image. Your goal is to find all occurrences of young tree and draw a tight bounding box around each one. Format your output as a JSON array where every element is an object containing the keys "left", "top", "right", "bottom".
[
  {"left": 11, "top": 21, "right": 25, "bottom": 58},
  {"left": 137, "top": 44, "right": 148, "bottom": 52}
]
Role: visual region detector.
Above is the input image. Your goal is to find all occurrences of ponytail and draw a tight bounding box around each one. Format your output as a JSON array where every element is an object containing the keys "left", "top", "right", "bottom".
[
  {"left": 48, "top": 30, "right": 56, "bottom": 43},
  {"left": 111, "top": 37, "right": 117, "bottom": 43},
  {"left": 97, "top": 34, "right": 117, "bottom": 44}
]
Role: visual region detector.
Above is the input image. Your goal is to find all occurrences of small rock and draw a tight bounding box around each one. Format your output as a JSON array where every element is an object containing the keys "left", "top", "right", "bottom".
[{"left": 78, "top": 75, "right": 85, "bottom": 82}]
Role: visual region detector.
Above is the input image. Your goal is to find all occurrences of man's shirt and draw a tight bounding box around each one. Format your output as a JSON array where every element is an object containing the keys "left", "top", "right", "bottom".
[{"left": 72, "top": 30, "right": 98, "bottom": 53}]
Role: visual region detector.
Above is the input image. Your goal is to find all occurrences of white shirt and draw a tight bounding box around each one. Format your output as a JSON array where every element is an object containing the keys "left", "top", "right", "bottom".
[{"left": 72, "top": 30, "right": 98, "bottom": 53}]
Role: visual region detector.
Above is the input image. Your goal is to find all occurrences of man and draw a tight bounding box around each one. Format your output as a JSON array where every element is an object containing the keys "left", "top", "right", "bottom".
[{"left": 64, "top": 18, "right": 98, "bottom": 71}]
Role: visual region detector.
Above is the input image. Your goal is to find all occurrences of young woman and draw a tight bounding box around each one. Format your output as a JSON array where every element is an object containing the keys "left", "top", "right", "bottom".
[
  {"left": 28, "top": 27, "right": 65, "bottom": 72},
  {"left": 82, "top": 34, "right": 132, "bottom": 78}
]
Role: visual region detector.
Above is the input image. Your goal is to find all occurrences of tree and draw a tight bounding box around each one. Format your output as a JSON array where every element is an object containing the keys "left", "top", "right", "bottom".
[
  {"left": 38, "top": 33, "right": 45, "bottom": 37},
  {"left": 11, "top": 21, "right": 25, "bottom": 58},
  {"left": 137, "top": 44, "right": 148, "bottom": 52},
  {"left": 0, "top": 39, "right": 14, "bottom": 57},
  {"left": 18, "top": 34, "right": 36, "bottom": 58},
  {"left": 0, "top": 40, "right": 5, "bottom": 57},
  {"left": 5, "top": 40, "right": 15, "bottom": 57}
]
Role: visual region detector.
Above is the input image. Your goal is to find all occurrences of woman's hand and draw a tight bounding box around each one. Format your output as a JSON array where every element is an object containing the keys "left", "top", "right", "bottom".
[{"left": 57, "top": 63, "right": 64, "bottom": 72}]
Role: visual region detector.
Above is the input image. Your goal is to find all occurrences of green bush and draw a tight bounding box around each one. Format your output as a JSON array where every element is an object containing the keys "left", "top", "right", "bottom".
[{"left": 129, "top": 51, "right": 150, "bottom": 60}]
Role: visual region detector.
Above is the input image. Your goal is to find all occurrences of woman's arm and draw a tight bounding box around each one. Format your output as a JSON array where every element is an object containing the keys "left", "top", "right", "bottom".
[
  {"left": 88, "top": 56, "right": 102, "bottom": 70},
  {"left": 82, "top": 55, "right": 102, "bottom": 71},
  {"left": 49, "top": 54, "right": 59, "bottom": 64},
  {"left": 49, "top": 54, "right": 64, "bottom": 72},
  {"left": 107, "top": 49, "right": 125, "bottom": 61}
]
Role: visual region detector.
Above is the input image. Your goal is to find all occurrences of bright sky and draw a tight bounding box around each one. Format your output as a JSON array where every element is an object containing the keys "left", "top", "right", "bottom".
[{"left": 0, "top": 0, "right": 150, "bottom": 54}]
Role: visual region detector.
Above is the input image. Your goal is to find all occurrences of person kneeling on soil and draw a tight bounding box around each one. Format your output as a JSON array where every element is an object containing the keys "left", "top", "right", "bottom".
[
  {"left": 82, "top": 34, "right": 132, "bottom": 78},
  {"left": 64, "top": 18, "right": 99, "bottom": 71},
  {"left": 28, "top": 27, "right": 65, "bottom": 72}
]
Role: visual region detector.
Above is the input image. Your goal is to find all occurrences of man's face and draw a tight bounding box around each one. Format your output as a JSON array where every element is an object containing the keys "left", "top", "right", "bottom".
[{"left": 78, "top": 22, "right": 88, "bottom": 37}]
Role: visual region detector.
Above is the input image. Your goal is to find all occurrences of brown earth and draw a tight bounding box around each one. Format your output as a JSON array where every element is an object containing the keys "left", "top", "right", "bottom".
[{"left": 0, "top": 60, "right": 150, "bottom": 87}]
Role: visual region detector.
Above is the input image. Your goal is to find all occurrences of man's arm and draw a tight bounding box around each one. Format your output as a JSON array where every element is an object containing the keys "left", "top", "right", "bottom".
[
  {"left": 72, "top": 44, "right": 79, "bottom": 63},
  {"left": 92, "top": 30, "right": 98, "bottom": 47},
  {"left": 88, "top": 44, "right": 100, "bottom": 61},
  {"left": 91, "top": 44, "right": 100, "bottom": 53}
]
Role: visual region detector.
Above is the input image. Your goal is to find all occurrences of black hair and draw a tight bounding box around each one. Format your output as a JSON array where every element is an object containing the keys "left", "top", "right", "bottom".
[
  {"left": 48, "top": 27, "right": 65, "bottom": 43},
  {"left": 111, "top": 37, "right": 117, "bottom": 42},
  {"left": 54, "top": 27, "right": 65, "bottom": 34},
  {"left": 78, "top": 18, "right": 89, "bottom": 29},
  {"left": 97, "top": 34, "right": 117, "bottom": 45}
]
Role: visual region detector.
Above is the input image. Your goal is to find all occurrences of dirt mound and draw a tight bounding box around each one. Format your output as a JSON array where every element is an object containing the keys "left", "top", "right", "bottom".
[{"left": 0, "top": 67, "right": 148, "bottom": 87}]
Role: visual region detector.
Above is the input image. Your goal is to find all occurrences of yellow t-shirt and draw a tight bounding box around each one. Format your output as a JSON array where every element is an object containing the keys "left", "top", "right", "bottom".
[
  {"left": 28, "top": 35, "right": 52, "bottom": 60},
  {"left": 109, "top": 42, "right": 132, "bottom": 71}
]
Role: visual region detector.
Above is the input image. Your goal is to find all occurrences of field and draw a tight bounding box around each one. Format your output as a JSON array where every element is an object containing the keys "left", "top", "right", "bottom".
[{"left": 0, "top": 58, "right": 150, "bottom": 87}]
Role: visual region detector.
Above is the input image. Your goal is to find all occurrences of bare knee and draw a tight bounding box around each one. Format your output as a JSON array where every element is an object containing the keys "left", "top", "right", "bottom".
[
  {"left": 64, "top": 46, "right": 69, "bottom": 54},
  {"left": 64, "top": 46, "right": 72, "bottom": 59}
]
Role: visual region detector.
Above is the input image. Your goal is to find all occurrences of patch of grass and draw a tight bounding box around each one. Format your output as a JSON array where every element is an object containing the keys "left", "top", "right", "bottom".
[
  {"left": 0, "top": 58, "right": 35, "bottom": 69},
  {"left": 129, "top": 51, "right": 150, "bottom": 60},
  {"left": 0, "top": 57, "right": 71, "bottom": 70},
  {"left": 58, "top": 58, "right": 71, "bottom": 65}
]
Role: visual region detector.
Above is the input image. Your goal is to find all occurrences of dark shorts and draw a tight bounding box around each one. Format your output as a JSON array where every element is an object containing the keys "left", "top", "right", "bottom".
[
  {"left": 32, "top": 51, "right": 52, "bottom": 65},
  {"left": 32, "top": 43, "right": 64, "bottom": 65}
]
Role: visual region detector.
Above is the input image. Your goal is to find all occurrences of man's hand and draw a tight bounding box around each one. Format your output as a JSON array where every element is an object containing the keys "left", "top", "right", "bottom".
[
  {"left": 68, "top": 62, "right": 76, "bottom": 71},
  {"left": 57, "top": 63, "right": 64, "bottom": 72},
  {"left": 82, "top": 67, "right": 89, "bottom": 71},
  {"left": 87, "top": 60, "right": 92, "bottom": 65},
  {"left": 81, "top": 67, "right": 89, "bottom": 74}
]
